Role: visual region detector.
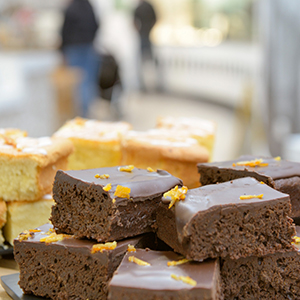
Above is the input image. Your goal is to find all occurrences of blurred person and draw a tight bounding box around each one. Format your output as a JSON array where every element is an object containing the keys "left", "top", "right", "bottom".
[
  {"left": 134, "top": 0, "right": 157, "bottom": 91},
  {"left": 61, "top": 0, "right": 100, "bottom": 118}
]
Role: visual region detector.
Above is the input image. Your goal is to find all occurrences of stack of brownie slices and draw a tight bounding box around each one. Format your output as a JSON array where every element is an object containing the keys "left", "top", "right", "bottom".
[{"left": 13, "top": 160, "right": 300, "bottom": 300}]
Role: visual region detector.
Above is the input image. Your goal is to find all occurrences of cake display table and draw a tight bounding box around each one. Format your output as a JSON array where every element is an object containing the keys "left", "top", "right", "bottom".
[{"left": 0, "top": 262, "right": 19, "bottom": 300}]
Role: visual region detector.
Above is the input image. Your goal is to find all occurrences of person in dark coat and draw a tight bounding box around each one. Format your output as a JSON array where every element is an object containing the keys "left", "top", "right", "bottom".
[
  {"left": 61, "top": 0, "right": 100, "bottom": 118},
  {"left": 134, "top": 0, "right": 157, "bottom": 59},
  {"left": 134, "top": 0, "right": 157, "bottom": 91}
]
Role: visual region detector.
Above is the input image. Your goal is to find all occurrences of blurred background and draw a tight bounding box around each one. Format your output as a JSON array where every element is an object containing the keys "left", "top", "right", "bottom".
[{"left": 0, "top": 0, "right": 299, "bottom": 162}]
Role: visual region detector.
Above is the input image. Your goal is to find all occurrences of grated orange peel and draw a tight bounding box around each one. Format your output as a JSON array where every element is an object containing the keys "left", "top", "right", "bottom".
[
  {"left": 95, "top": 174, "right": 110, "bottom": 179},
  {"left": 119, "top": 165, "right": 135, "bottom": 172},
  {"left": 127, "top": 244, "right": 136, "bottom": 252},
  {"left": 292, "top": 236, "right": 300, "bottom": 246},
  {"left": 40, "top": 232, "right": 71, "bottom": 244},
  {"left": 18, "top": 230, "right": 31, "bottom": 241},
  {"left": 114, "top": 185, "right": 131, "bottom": 199},
  {"left": 170, "top": 274, "right": 197, "bottom": 286},
  {"left": 74, "top": 117, "right": 86, "bottom": 126},
  {"left": 164, "top": 185, "right": 188, "bottom": 209},
  {"left": 167, "top": 258, "right": 191, "bottom": 267},
  {"left": 233, "top": 158, "right": 268, "bottom": 168},
  {"left": 103, "top": 183, "right": 112, "bottom": 192},
  {"left": 91, "top": 241, "right": 117, "bottom": 254},
  {"left": 240, "top": 194, "right": 264, "bottom": 200},
  {"left": 128, "top": 256, "right": 150, "bottom": 266},
  {"left": 3, "top": 136, "right": 17, "bottom": 148}
]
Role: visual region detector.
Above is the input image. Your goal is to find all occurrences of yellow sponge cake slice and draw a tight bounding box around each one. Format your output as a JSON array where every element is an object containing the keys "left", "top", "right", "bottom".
[
  {"left": 121, "top": 129, "right": 209, "bottom": 188},
  {"left": 156, "top": 116, "right": 216, "bottom": 161},
  {"left": 0, "top": 128, "right": 27, "bottom": 139},
  {"left": 53, "top": 117, "right": 132, "bottom": 170},
  {"left": 0, "top": 134, "right": 73, "bottom": 201},
  {"left": 0, "top": 200, "right": 7, "bottom": 246},
  {"left": 3, "top": 195, "right": 54, "bottom": 245}
]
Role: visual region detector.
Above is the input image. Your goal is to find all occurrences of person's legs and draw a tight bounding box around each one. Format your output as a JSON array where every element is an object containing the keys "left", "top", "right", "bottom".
[
  {"left": 64, "top": 44, "right": 100, "bottom": 118},
  {"left": 82, "top": 45, "right": 100, "bottom": 117},
  {"left": 139, "top": 37, "right": 155, "bottom": 92}
]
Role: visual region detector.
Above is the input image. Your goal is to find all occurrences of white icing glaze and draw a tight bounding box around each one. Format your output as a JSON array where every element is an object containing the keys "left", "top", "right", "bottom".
[{"left": 54, "top": 119, "right": 130, "bottom": 140}]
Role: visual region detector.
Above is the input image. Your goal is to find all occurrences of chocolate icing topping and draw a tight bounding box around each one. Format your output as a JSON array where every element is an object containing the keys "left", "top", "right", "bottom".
[
  {"left": 164, "top": 177, "right": 290, "bottom": 239},
  {"left": 15, "top": 223, "right": 144, "bottom": 262},
  {"left": 59, "top": 167, "right": 182, "bottom": 204},
  {"left": 199, "top": 155, "right": 300, "bottom": 181},
  {"left": 109, "top": 249, "right": 217, "bottom": 291}
]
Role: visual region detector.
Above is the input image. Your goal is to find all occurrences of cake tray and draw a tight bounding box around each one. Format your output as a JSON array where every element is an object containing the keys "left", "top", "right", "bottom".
[
  {"left": 1, "top": 273, "right": 45, "bottom": 300},
  {"left": 0, "top": 245, "right": 13, "bottom": 256}
]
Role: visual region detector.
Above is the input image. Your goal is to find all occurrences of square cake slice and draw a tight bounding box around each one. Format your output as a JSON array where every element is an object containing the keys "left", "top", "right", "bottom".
[
  {"left": 156, "top": 116, "right": 216, "bottom": 161},
  {"left": 51, "top": 166, "right": 182, "bottom": 242},
  {"left": 121, "top": 129, "right": 209, "bottom": 188},
  {"left": 221, "top": 226, "right": 300, "bottom": 299},
  {"left": 0, "top": 199, "right": 7, "bottom": 246},
  {"left": 14, "top": 223, "right": 150, "bottom": 300},
  {"left": 0, "top": 134, "right": 73, "bottom": 201},
  {"left": 156, "top": 177, "right": 295, "bottom": 261},
  {"left": 3, "top": 194, "right": 54, "bottom": 245},
  {"left": 108, "top": 249, "right": 222, "bottom": 300},
  {"left": 53, "top": 117, "right": 132, "bottom": 170},
  {"left": 197, "top": 155, "right": 300, "bottom": 219}
]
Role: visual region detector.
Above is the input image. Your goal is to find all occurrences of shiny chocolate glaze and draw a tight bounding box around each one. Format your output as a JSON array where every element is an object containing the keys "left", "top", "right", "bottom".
[
  {"left": 109, "top": 249, "right": 218, "bottom": 293},
  {"left": 15, "top": 223, "right": 146, "bottom": 264},
  {"left": 199, "top": 155, "right": 300, "bottom": 181},
  {"left": 58, "top": 167, "right": 182, "bottom": 205},
  {"left": 163, "top": 177, "right": 290, "bottom": 238}
]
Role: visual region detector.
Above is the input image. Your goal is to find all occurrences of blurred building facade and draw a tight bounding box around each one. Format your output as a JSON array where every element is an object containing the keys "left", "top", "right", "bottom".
[
  {"left": 1, "top": 0, "right": 299, "bottom": 160},
  {"left": 259, "top": 0, "right": 300, "bottom": 160}
]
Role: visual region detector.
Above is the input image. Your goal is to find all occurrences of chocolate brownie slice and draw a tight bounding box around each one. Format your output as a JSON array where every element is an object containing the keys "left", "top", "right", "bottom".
[
  {"left": 197, "top": 155, "right": 300, "bottom": 219},
  {"left": 108, "top": 249, "right": 222, "bottom": 300},
  {"left": 14, "top": 223, "right": 150, "bottom": 300},
  {"left": 156, "top": 177, "right": 295, "bottom": 261},
  {"left": 51, "top": 167, "right": 182, "bottom": 242},
  {"left": 220, "top": 227, "right": 300, "bottom": 299}
]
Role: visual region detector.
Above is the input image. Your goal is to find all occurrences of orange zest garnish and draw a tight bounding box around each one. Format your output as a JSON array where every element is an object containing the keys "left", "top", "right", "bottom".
[
  {"left": 235, "top": 158, "right": 268, "bottom": 168},
  {"left": 163, "top": 186, "right": 188, "bottom": 209},
  {"left": 167, "top": 258, "right": 190, "bottom": 266},
  {"left": 114, "top": 185, "right": 131, "bottom": 199},
  {"left": 103, "top": 183, "right": 112, "bottom": 192},
  {"left": 29, "top": 229, "right": 41, "bottom": 233},
  {"left": 3, "top": 136, "right": 17, "bottom": 148},
  {"left": 91, "top": 241, "right": 117, "bottom": 254},
  {"left": 119, "top": 165, "right": 135, "bottom": 172},
  {"left": 74, "top": 117, "right": 86, "bottom": 126},
  {"left": 127, "top": 244, "right": 136, "bottom": 252},
  {"left": 240, "top": 194, "right": 264, "bottom": 200},
  {"left": 128, "top": 256, "right": 150, "bottom": 266},
  {"left": 95, "top": 174, "right": 110, "bottom": 179},
  {"left": 18, "top": 230, "right": 31, "bottom": 241},
  {"left": 40, "top": 233, "right": 71, "bottom": 244},
  {"left": 292, "top": 236, "right": 300, "bottom": 245},
  {"left": 45, "top": 228, "right": 55, "bottom": 235},
  {"left": 147, "top": 167, "right": 154, "bottom": 172},
  {"left": 170, "top": 274, "right": 197, "bottom": 286}
]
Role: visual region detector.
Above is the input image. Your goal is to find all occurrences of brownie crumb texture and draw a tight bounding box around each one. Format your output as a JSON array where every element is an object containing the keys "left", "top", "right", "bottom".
[
  {"left": 14, "top": 242, "right": 109, "bottom": 300},
  {"left": 221, "top": 251, "right": 300, "bottom": 300},
  {"left": 185, "top": 200, "right": 295, "bottom": 260}
]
